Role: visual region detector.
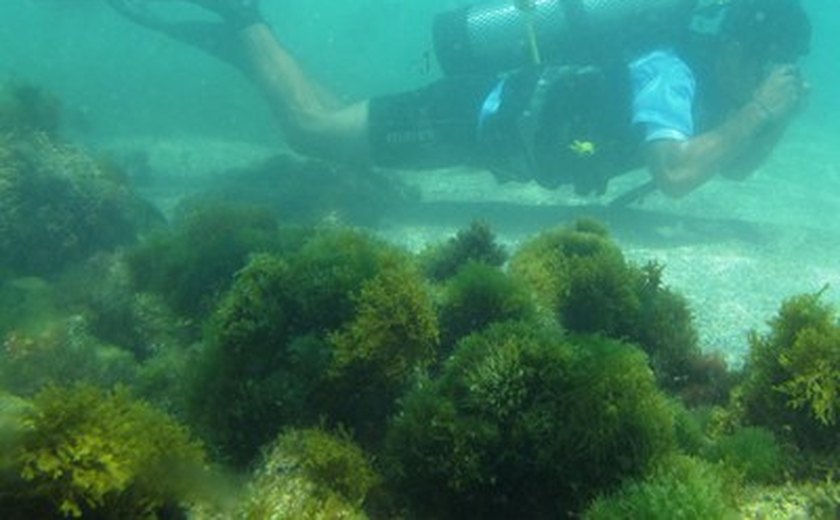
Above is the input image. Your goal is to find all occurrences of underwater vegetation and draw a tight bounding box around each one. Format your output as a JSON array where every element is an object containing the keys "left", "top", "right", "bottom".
[
  {"left": 0, "top": 83, "right": 156, "bottom": 276},
  {"left": 437, "top": 261, "right": 536, "bottom": 349},
  {"left": 58, "top": 253, "right": 191, "bottom": 362},
  {"left": 212, "top": 152, "right": 416, "bottom": 226},
  {"left": 584, "top": 454, "right": 739, "bottom": 520},
  {"left": 238, "top": 427, "right": 380, "bottom": 519},
  {"left": 736, "top": 289, "right": 840, "bottom": 464},
  {"left": 323, "top": 251, "right": 439, "bottom": 435},
  {"left": 670, "top": 402, "right": 786, "bottom": 486},
  {"left": 738, "top": 480, "right": 840, "bottom": 519},
  {"left": 0, "top": 276, "right": 59, "bottom": 339},
  {"left": 509, "top": 219, "right": 719, "bottom": 401},
  {"left": 420, "top": 222, "right": 528, "bottom": 349},
  {"left": 0, "top": 82, "right": 62, "bottom": 135},
  {"left": 0, "top": 83, "right": 838, "bottom": 517},
  {"left": 705, "top": 426, "right": 784, "bottom": 484},
  {"left": 509, "top": 218, "right": 639, "bottom": 335},
  {"left": 126, "top": 197, "right": 286, "bottom": 320},
  {"left": 189, "top": 228, "right": 439, "bottom": 466},
  {"left": 0, "top": 207, "right": 838, "bottom": 516},
  {"left": 0, "top": 392, "right": 31, "bottom": 466},
  {"left": 186, "top": 253, "right": 302, "bottom": 465},
  {"left": 0, "top": 314, "right": 138, "bottom": 397},
  {"left": 384, "top": 321, "right": 674, "bottom": 518},
  {"left": 0, "top": 384, "right": 205, "bottom": 519},
  {"left": 0, "top": 252, "right": 204, "bottom": 419},
  {"left": 420, "top": 220, "right": 508, "bottom": 282}
]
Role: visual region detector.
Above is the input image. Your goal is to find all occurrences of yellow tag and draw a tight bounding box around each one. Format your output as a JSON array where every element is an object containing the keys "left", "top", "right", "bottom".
[{"left": 569, "top": 140, "right": 596, "bottom": 157}]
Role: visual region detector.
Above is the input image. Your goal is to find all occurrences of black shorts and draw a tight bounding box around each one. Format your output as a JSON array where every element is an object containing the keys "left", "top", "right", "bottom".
[{"left": 367, "top": 75, "right": 498, "bottom": 169}]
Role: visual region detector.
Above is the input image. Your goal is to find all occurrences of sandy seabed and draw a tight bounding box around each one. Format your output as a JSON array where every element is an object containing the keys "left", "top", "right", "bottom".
[{"left": 100, "top": 120, "right": 840, "bottom": 368}]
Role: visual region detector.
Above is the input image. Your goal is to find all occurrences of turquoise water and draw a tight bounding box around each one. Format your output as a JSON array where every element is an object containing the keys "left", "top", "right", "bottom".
[
  {"left": 2, "top": 1, "right": 840, "bottom": 518},
  {"left": 2, "top": 1, "right": 453, "bottom": 139},
  {"left": 2, "top": 2, "right": 837, "bottom": 140}
]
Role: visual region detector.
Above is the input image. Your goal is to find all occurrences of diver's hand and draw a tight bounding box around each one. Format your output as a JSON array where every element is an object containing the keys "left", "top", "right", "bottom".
[{"left": 751, "top": 64, "right": 809, "bottom": 123}]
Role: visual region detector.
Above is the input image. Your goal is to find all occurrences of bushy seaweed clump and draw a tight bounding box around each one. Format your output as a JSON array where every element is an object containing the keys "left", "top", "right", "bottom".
[
  {"left": 384, "top": 321, "right": 674, "bottom": 519},
  {"left": 420, "top": 221, "right": 508, "bottom": 282},
  {"left": 737, "top": 290, "right": 840, "bottom": 455},
  {"left": 0, "top": 392, "right": 32, "bottom": 468},
  {"left": 0, "top": 83, "right": 62, "bottom": 135},
  {"left": 0, "top": 84, "right": 155, "bottom": 275},
  {"left": 509, "top": 219, "right": 641, "bottom": 334},
  {"left": 126, "top": 198, "right": 286, "bottom": 320},
  {"left": 705, "top": 426, "right": 784, "bottom": 484},
  {"left": 671, "top": 401, "right": 785, "bottom": 486},
  {"left": 0, "top": 257, "right": 199, "bottom": 419},
  {"left": 283, "top": 228, "right": 394, "bottom": 332},
  {"left": 0, "top": 315, "right": 138, "bottom": 397},
  {"left": 738, "top": 480, "right": 840, "bottom": 519},
  {"left": 0, "top": 385, "right": 206, "bottom": 519},
  {"left": 509, "top": 219, "right": 710, "bottom": 396},
  {"left": 584, "top": 455, "right": 739, "bottom": 520},
  {"left": 187, "top": 254, "right": 299, "bottom": 465},
  {"left": 322, "top": 252, "right": 439, "bottom": 443},
  {"left": 633, "top": 261, "right": 709, "bottom": 394},
  {"left": 53, "top": 253, "right": 190, "bottom": 362},
  {"left": 239, "top": 428, "right": 379, "bottom": 519},
  {"left": 217, "top": 152, "right": 414, "bottom": 225},
  {"left": 0, "top": 277, "right": 59, "bottom": 340},
  {"left": 437, "top": 261, "right": 535, "bottom": 349},
  {"left": 189, "top": 229, "right": 439, "bottom": 466}
]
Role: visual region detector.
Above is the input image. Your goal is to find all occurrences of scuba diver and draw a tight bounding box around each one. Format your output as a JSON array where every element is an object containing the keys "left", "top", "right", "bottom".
[{"left": 106, "top": 0, "right": 812, "bottom": 199}]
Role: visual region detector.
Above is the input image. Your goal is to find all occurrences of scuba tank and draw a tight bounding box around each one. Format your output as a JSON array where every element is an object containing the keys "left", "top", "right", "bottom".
[{"left": 433, "top": 0, "right": 698, "bottom": 75}]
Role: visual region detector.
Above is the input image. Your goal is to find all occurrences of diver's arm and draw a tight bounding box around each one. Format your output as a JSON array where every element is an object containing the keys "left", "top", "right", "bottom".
[
  {"left": 106, "top": 2, "right": 371, "bottom": 164},
  {"left": 645, "top": 102, "right": 776, "bottom": 197},
  {"left": 720, "top": 117, "right": 789, "bottom": 180},
  {"left": 646, "top": 66, "right": 806, "bottom": 197}
]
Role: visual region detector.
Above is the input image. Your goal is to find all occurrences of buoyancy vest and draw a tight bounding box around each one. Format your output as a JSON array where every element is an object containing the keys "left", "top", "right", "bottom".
[{"left": 478, "top": 64, "right": 644, "bottom": 195}]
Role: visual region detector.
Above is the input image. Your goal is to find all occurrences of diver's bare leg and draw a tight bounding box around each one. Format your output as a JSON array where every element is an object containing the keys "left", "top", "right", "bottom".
[
  {"left": 108, "top": 0, "right": 370, "bottom": 164},
  {"left": 236, "top": 24, "right": 371, "bottom": 165}
]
